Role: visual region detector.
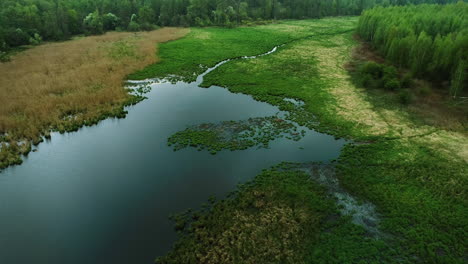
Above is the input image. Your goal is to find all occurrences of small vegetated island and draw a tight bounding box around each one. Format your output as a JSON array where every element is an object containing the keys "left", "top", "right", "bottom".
[{"left": 0, "top": 0, "right": 467, "bottom": 264}]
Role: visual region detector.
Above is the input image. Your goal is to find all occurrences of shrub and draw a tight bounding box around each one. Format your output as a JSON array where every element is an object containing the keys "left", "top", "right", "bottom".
[
  {"left": 5, "top": 28, "right": 30, "bottom": 47},
  {"left": 103, "top": 13, "right": 120, "bottom": 31},
  {"left": 140, "top": 22, "right": 154, "bottom": 31},
  {"left": 83, "top": 11, "right": 104, "bottom": 35},
  {"left": 418, "top": 83, "right": 431, "bottom": 96},
  {"left": 0, "top": 38, "right": 7, "bottom": 51},
  {"left": 358, "top": 72, "right": 382, "bottom": 89},
  {"left": 400, "top": 73, "right": 413, "bottom": 88},
  {"left": 0, "top": 51, "right": 9, "bottom": 62},
  {"left": 29, "top": 33, "right": 42, "bottom": 45},
  {"left": 359, "top": 62, "right": 384, "bottom": 79},
  {"left": 384, "top": 78, "right": 401, "bottom": 91},
  {"left": 194, "top": 17, "right": 205, "bottom": 27},
  {"left": 0, "top": 39, "right": 8, "bottom": 62},
  {"left": 399, "top": 89, "right": 414, "bottom": 105},
  {"left": 367, "top": 77, "right": 383, "bottom": 89},
  {"left": 358, "top": 62, "right": 404, "bottom": 91},
  {"left": 127, "top": 21, "right": 140, "bottom": 32},
  {"left": 383, "top": 65, "right": 398, "bottom": 79},
  {"left": 179, "top": 16, "right": 190, "bottom": 27},
  {"left": 359, "top": 73, "right": 373, "bottom": 87}
]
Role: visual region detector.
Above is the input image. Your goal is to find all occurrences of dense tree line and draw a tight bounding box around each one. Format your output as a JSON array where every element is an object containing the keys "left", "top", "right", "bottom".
[
  {"left": 357, "top": 2, "right": 468, "bottom": 96},
  {"left": 0, "top": 0, "right": 464, "bottom": 54}
]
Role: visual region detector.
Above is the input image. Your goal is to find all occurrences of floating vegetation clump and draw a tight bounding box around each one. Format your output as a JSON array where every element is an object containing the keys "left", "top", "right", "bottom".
[{"left": 168, "top": 116, "right": 306, "bottom": 154}]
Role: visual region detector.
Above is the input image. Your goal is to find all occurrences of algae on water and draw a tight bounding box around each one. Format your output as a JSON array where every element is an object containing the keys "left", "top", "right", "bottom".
[{"left": 167, "top": 116, "right": 306, "bottom": 154}]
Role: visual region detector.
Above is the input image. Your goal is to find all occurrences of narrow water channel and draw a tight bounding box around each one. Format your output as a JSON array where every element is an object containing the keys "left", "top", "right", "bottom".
[{"left": 0, "top": 47, "right": 346, "bottom": 264}]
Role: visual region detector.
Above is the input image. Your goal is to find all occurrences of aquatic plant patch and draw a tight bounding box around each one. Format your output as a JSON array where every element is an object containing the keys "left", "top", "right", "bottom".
[
  {"left": 157, "top": 167, "right": 398, "bottom": 264},
  {"left": 167, "top": 116, "right": 305, "bottom": 154}
]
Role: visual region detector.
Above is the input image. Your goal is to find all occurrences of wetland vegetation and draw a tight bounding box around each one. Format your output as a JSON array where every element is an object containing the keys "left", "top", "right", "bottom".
[
  {"left": 168, "top": 116, "right": 305, "bottom": 154},
  {"left": 132, "top": 8, "right": 466, "bottom": 264},
  {"left": 0, "top": 28, "right": 188, "bottom": 169},
  {"left": 157, "top": 166, "right": 398, "bottom": 264},
  {"left": 0, "top": 1, "right": 467, "bottom": 264}
]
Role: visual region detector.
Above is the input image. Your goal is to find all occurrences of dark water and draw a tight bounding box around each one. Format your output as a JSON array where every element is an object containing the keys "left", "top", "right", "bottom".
[{"left": 0, "top": 48, "right": 345, "bottom": 264}]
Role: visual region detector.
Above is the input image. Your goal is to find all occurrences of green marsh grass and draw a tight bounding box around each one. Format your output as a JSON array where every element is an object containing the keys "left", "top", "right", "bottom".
[{"left": 149, "top": 17, "right": 467, "bottom": 263}]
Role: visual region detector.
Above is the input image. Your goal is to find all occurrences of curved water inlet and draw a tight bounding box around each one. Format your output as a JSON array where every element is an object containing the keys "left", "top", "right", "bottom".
[
  {"left": 126, "top": 45, "right": 282, "bottom": 91},
  {"left": 131, "top": 43, "right": 385, "bottom": 236},
  {"left": 126, "top": 30, "right": 358, "bottom": 89},
  {"left": 142, "top": 44, "right": 384, "bottom": 237},
  {"left": 196, "top": 46, "right": 280, "bottom": 85}
]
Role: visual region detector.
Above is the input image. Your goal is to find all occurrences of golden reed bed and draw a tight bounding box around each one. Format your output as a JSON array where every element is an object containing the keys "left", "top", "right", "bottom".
[
  {"left": 0, "top": 28, "right": 188, "bottom": 138},
  {"left": 0, "top": 27, "right": 188, "bottom": 167}
]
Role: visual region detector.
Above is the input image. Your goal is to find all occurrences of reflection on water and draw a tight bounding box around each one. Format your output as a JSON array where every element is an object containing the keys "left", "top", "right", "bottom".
[{"left": 0, "top": 47, "right": 346, "bottom": 264}]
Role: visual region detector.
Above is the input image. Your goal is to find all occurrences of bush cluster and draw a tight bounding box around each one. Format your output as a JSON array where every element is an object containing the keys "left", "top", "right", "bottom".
[
  {"left": 357, "top": 61, "right": 414, "bottom": 104},
  {"left": 358, "top": 62, "right": 400, "bottom": 90}
]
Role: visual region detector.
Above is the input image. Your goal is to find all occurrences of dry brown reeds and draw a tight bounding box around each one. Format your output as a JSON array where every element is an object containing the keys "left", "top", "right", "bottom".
[{"left": 0, "top": 27, "right": 189, "bottom": 168}]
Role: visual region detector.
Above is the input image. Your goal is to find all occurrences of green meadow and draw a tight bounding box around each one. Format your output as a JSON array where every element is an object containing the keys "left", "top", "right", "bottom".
[{"left": 132, "top": 17, "right": 468, "bottom": 263}]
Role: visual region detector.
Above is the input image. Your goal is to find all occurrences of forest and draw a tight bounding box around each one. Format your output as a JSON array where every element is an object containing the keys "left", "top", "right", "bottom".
[
  {"left": 357, "top": 3, "right": 468, "bottom": 96},
  {"left": 0, "top": 0, "right": 464, "bottom": 54}
]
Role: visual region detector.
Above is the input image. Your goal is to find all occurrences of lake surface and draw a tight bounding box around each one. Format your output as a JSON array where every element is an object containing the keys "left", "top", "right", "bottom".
[{"left": 0, "top": 49, "right": 346, "bottom": 264}]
